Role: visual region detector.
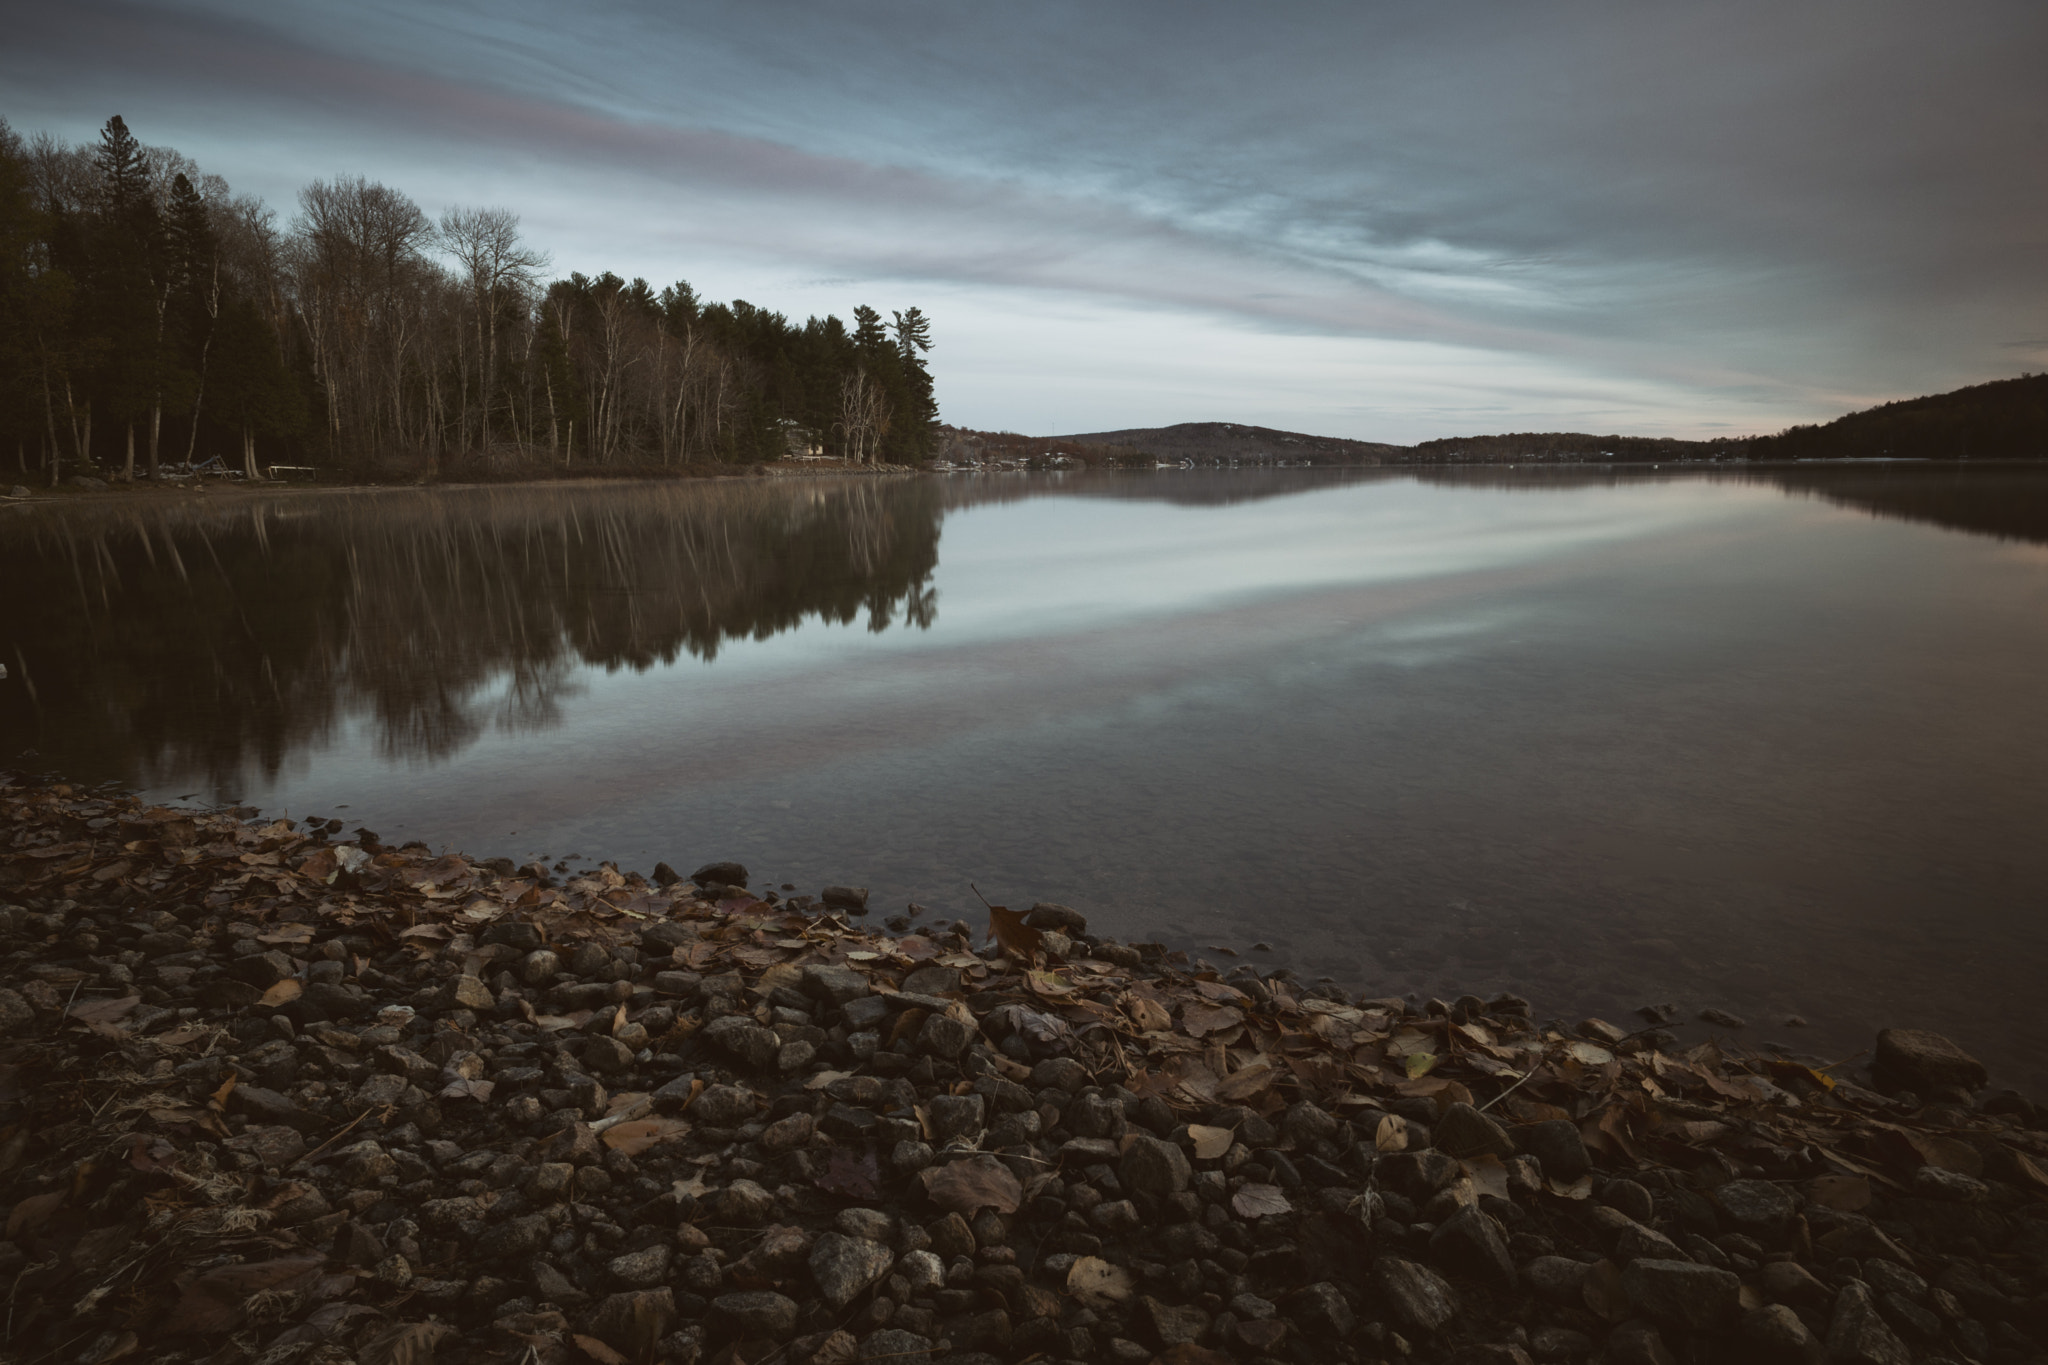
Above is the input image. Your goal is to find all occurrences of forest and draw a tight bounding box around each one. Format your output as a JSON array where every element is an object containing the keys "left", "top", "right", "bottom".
[
  {"left": 1746, "top": 373, "right": 2048, "bottom": 462},
  {"left": 0, "top": 115, "right": 940, "bottom": 485}
]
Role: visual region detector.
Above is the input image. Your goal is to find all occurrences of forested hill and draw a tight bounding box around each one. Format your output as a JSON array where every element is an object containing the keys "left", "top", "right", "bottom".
[
  {"left": 1747, "top": 373, "right": 2048, "bottom": 461},
  {"left": 1053, "top": 422, "right": 1407, "bottom": 463},
  {"left": 0, "top": 113, "right": 940, "bottom": 486}
]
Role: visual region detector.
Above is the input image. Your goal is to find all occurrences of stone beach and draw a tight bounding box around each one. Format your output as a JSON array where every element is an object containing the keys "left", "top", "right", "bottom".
[{"left": 0, "top": 777, "right": 2044, "bottom": 1365}]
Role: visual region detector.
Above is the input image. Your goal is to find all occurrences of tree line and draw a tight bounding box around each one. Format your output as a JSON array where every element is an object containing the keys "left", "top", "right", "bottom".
[
  {"left": 1747, "top": 373, "right": 2048, "bottom": 462},
  {"left": 0, "top": 115, "right": 940, "bottom": 485}
]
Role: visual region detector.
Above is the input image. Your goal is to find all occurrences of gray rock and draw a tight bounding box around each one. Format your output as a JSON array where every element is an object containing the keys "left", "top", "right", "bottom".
[
  {"left": 857, "top": 1330, "right": 934, "bottom": 1365},
  {"left": 810, "top": 1231, "right": 896, "bottom": 1308},
  {"left": 1862, "top": 1260, "right": 1927, "bottom": 1301},
  {"left": 713, "top": 1291, "right": 798, "bottom": 1340},
  {"left": 1291, "top": 1282, "right": 1356, "bottom": 1337},
  {"left": 0, "top": 990, "right": 35, "bottom": 1035},
  {"left": 917, "top": 1012, "right": 975, "bottom": 1059},
  {"left": 1911, "top": 1165, "right": 1987, "bottom": 1201},
  {"left": 1031, "top": 1057, "right": 1089, "bottom": 1091},
  {"left": 1373, "top": 1258, "right": 1459, "bottom": 1333},
  {"left": 1519, "top": 1119, "right": 1589, "bottom": 1182},
  {"left": 1136, "top": 1296, "right": 1209, "bottom": 1347},
  {"left": 586, "top": 1289, "right": 677, "bottom": 1355},
  {"left": 1758, "top": 1259, "right": 1830, "bottom": 1305},
  {"left": 1600, "top": 1178, "right": 1655, "bottom": 1223},
  {"left": 693, "top": 1083, "right": 757, "bottom": 1127},
  {"left": 1613, "top": 1223, "right": 1686, "bottom": 1264},
  {"left": 761, "top": 1112, "right": 814, "bottom": 1153},
  {"left": 1529, "top": 1325, "right": 1591, "bottom": 1362},
  {"left": 1430, "top": 1206, "right": 1517, "bottom": 1290},
  {"left": 1873, "top": 1028, "right": 1986, "bottom": 1095},
  {"left": 703, "top": 1015, "right": 779, "bottom": 1069},
  {"left": 1524, "top": 1255, "right": 1588, "bottom": 1301},
  {"left": 583, "top": 1036, "right": 634, "bottom": 1074},
  {"left": 836, "top": 1207, "right": 893, "bottom": 1243},
  {"left": 1711, "top": 1179, "right": 1796, "bottom": 1241},
  {"left": 1228, "top": 1293, "right": 1276, "bottom": 1320},
  {"left": 437, "top": 974, "right": 495, "bottom": 1012},
  {"left": 821, "top": 885, "right": 869, "bottom": 910},
  {"left": 691, "top": 861, "right": 748, "bottom": 887},
  {"left": 526, "top": 1162, "right": 575, "bottom": 1201},
  {"left": 1434, "top": 1103, "right": 1516, "bottom": 1159},
  {"left": 929, "top": 1092, "right": 986, "bottom": 1141},
  {"left": 609, "top": 1244, "right": 672, "bottom": 1287},
  {"left": 477, "top": 1214, "right": 550, "bottom": 1259},
  {"left": 1380, "top": 1149, "right": 1462, "bottom": 1195},
  {"left": 1120, "top": 1133, "right": 1192, "bottom": 1195},
  {"left": 1739, "top": 1303, "right": 1811, "bottom": 1357},
  {"left": 803, "top": 963, "right": 871, "bottom": 1005},
  {"left": 1024, "top": 902, "right": 1087, "bottom": 933},
  {"left": 897, "top": 1249, "right": 945, "bottom": 1292},
  {"left": 1620, "top": 1259, "right": 1740, "bottom": 1331},
  {"left": 901, "top": 965, "right": 960, "bottom": 996},
  {"left": 1827, "top": 1281, "right": 1911, "bottom": 1365},
  {"left": 717, "top": 1179, "right": 778, "bottom": 1226}
]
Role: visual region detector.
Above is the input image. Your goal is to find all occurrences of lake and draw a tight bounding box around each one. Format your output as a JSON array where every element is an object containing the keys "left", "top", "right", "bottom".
[{"left": 5, "top": 464, "right": 2047, "bottom": 1093}]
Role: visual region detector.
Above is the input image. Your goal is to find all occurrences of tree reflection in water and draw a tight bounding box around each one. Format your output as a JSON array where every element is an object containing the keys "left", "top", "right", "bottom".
[{"left": 0, "top": 479, "right": 944, "bottom": 790}]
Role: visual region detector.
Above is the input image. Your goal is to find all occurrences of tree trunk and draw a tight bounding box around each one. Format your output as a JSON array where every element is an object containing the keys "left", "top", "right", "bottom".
[
  {"left": 147, "top": 402, "right": 161, "bottom": 479},
  {"left": 243, "top": 427, "right": 260, "bottom": 481},
  {"left": 124, "top": 424, "right": 136, "bottom": 481}
]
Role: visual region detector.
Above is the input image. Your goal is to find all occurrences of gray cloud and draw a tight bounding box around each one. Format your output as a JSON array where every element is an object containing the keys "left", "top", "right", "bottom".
[{"left": 5, "top": 0, "right": 2044, "bottom": 440}]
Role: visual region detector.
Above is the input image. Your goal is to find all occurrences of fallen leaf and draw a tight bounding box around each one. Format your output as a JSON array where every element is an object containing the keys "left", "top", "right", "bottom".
[
  {"left": 1547, "top": 1174, "right": 1593, "bottom": 1200},
  {"left": 67, "top": 995, "right": 141, "bottom": 1025},
  {"left": 163, "top": 1255, "right": 325, "bottom": 1334},
  {"left": 1563, "top": 1040, "right": 1616, "bottom": 1067},
  {"left": 1404, "top": 1052, "right": 1441, "bottom": 1080},
  {"left": 358, "top": 1321, "right": 454, "bottom": 1365},
  {"left": 1805, "top": 1174, "right": 1871, "bottom": 1211},
  {"left": 985, "top": 905, "right": 1042, "bottom": 963},
  {"left": 256, "top": 924, "right": 314, "bottom": 945},
  {"left": 1212, "top": 1056, "right": 1278, "bottom": 1102},
  {"left": 257, "top": 979, "right": 303, "bottom": 1009},
  {"left": 439, "top": 1078, "right": 496, "bottom": 1102},
  {"left": 1374, "top": 1115, "right": 1410, "bottom": 1153},
  {"left": 1188, "top": 1124, "right": 1234, "bottom": 1160},
  {"left": 1126, "top": 996, "right": 1173, "bottom": 1032},
  {"left": 1231, "top": 1183, "right": 1292, "bottom": 1219},
  {"left": 1065, "top": 1255, "right": 1134, "bottom": 1309},
  {"left": 1181, "top": 1004, "right": 1245, "bottom": 1039},
  {"left": 209, "top": 1073, "right": 238, "bottom": 1111},
  {"left": 810, "top": 1330, "right": 860, "bottom": 1365},
  {"left": 921, "top": 1155, "right": 1022, "bottom": 1215},
  {"left": 1462, "top": 1154, "right": 1510, "bottom": 1202},
  {"left": 572, "top": 1335, "right": 629, "bottom": 1365},
  {"left": 601, "top": 1118, "right": 690, "bottom": 1156}
]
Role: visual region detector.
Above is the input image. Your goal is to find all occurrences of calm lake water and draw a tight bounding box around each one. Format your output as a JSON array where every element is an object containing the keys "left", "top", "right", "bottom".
[{"left": 5, "top": 465, "right": 2047, "bottom": 1092}]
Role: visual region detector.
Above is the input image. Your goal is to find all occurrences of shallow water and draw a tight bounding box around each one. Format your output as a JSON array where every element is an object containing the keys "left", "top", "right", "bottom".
[{"left": 5, "top": 465, "right": 2047, "bottom": 1092}]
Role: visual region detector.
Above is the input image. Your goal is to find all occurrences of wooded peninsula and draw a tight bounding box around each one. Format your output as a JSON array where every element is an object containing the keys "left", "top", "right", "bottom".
[{"left": 0, "top": 115, "right": 941, "bottom": 487}]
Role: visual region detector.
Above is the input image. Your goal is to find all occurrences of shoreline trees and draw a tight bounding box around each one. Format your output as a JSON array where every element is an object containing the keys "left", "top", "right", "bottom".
[{"left": 0, "top": 114, "right": 940, "bottom": 484}]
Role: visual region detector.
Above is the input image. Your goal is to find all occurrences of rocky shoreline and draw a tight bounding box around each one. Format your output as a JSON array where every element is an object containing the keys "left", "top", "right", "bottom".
[{"left": 0, "top": 778, "right": 2043, "bottom": 1365}]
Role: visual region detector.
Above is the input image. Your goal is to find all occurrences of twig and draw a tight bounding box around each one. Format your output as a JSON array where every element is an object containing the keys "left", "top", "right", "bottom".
[
  {"left": 1478, "top": 1043, "right": 1555, "bottom": 1113},
  {"left": 289, "top": 1107, "right": 375, "bottom": 1171}
]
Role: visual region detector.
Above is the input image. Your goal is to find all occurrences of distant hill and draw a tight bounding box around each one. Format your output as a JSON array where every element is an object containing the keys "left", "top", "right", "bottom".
[
  {"left": 937, "top": 373, "right": 2048, "bottom": 470},
  {"left": 1748, "top": 373, "right": 2048, "bottom": 462}
]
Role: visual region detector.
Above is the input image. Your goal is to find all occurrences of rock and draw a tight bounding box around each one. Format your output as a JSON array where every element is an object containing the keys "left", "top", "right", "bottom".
[
  {"left": 1739, "top": 1303, "right": 1811, "bottom": 1357},
  {"left": 1373, "top": 1258, "right": 1459, "bottom": 1333},
  {"left": 1698, "top": 1007, "right": 1747, "bottom": 1028},
  {"left": 1604, "top": 1320, "right": 1676, "bottom": 1365},
  {"left": 1712, "top": 1179, "right": 1796, "bottom": 1240},
  {"left": 917, "top": 1012, "right": 975, "bottom": 1059},
  {"left": 1031, "top": 1057, "right": 1088, "bottom": 1092},
  {"left": 583, "top": 1036, "right": 634, "bottom": 1073},
  {"left": 810, "top": 1231, "right": 896, "bottom": 1308},
  {"left": 1291, "top": 1282, "right": 1356, "bottom": 1337},
  {"left": 1435, "top": 1103, "right": 1516, "bottom": 1159},
  {"left": 693, "top": 1084, "right": 757, "bottom": 1127},
  {"left": 1599, "top": 1179, "right": 1655, "bottom": 1224},
  {"left": 803, "top": 963, "right": 871, "bottom": 1006},
  {"left": 1520, "top": 1118, "right": 1590, "bottom": 1182},
  {"left": 761, "top": 1112, "right": 814, "bottom": 1153},
  {"left": 1758, "top": 1259, "right": 1829, "bottom": 1305},
  {"left": 1451, "top": 1348, "right": 1533, "bottom": 1365},
  {"left": 1613, "top": 1222, "right": 1686, "bottom": 1264},
  {"left": 1024, "top": 903, "right": 1087, "bottom": 933},
  {"left": 821, "top": 885, "right": 869, "bottom": 910},
  {"left": 691, "top": 861, "right": 748, "bottom": 887},
  {"left": 0, "top": 990, "right": 34, "bottom": 1035},
  {"left": 609, "top": 1244, "right": 672, "bottom": 1287},
  {"left": 1380, "top": 1149, "right": 1461, "bottom": 1196},
  {"left": 1619, "top": 1259, "right": 1739, "bottom": 1331},
  {"left": 1135, "top": 1296, "right": 1209, "bottom": 1347},
  {"left": 929, "top": 1093, "right": 986, "bottom": 1141},
  {"left": 857, "top": 1329, "right": 934, "bottom": 1365},
  {"left": 1911, "top": 1165, "right": 1987, "bottom": 1201},
  {"left": 437, "top": 974, "right": 495, "bottom": 1012},
  {"left": 1525, "top": 1256, "right": 1588, "bottom": 1301},
  {"left": 1827, "top": 1281, "right": 1911, "bottom": 1365},
  {"left": 1873, "top": 1028, "right": 1986, "bottom": 1095},
  {"left": 650, "top": 862, "right": 681, "bottom": 886},
  {"left": 1529, "top": 1326, "right": 1591, "bottom": 1361},
  {"left": 713, "top": 1291, "right": 798, "bottom": 1340},
  {"left": 1119, "top": 1133, "right": 1191, "bottom": 1195},
  {"left": 901, "top": 965, "right": 959, "bottom": 996},
  {"left": 718, "top": 1179, "right": 778, "bottom": 1226},
  {"left": 703, "top": 1016, "right": 780, "bottom": 1069},
  {"left": 1430, "top": 1206, "right": 1517, "bottom": 1290}
]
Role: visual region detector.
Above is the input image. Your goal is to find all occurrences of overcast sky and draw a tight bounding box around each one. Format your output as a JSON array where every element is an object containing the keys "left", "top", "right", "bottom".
[{"left": 6, "top": 1, "right": 2045, "bottom": 442}]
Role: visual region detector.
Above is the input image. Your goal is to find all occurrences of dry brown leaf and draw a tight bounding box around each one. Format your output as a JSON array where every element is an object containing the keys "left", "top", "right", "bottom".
[
  {"left": 1187, "top": 1124, "right": 1234, "bottom": 1160},
  {"left": 1065, "top": 1255, "right": 1134, "bottom": 1309},
  {"left": 67, "top": 995, "right": 141, "bottom": 1026},
  {"left": 986, "top": 904, "right": 1042, "bottom": 963},
  {"left": 921, "top": 1155, "right": 1022, "bottom": 1215},
  {"left": 1461, "top": 1154, "right": 1510, "bottom": 1202},
  {"left": 163, "top": 1255, "right": 325, "bottom": 1335},
  {"left": 601, "top": 1118, "right": 690, "bottom": 1156},
  {"left": 1181, "top": 1004, "right": 1245, "bottom": 1039},
  {"left": 1374, "top": 1114, "right": 1410, "bottom": 1153},
  {"left": 1126, "top": 996, "right": 1173, "bottom": 1032},
  {"left": 572, "top": 1335, "right": 629, "bottom": 1365},
  {"left": 1806, "top": 1174, "right": 1871, "bottom": 1211},
  {"left": 257, "top": 979, "right": 303, "bottom": 1009},
  {"left": 1230, "top": 1183, "right": 1292, "bottom": 1219},
  {"left": 1211, "top": 1056, "right": 1277, "bottom": 1102},
  {"left": 358, "top": 1321, "right": 454, "bottom": 1365},
  {"left": 1547, "top": 1174, "right": 1593, "bottom": 1200},
  {"left": 209, "top": 1073, "right": 238, "bottom": 1111}
]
